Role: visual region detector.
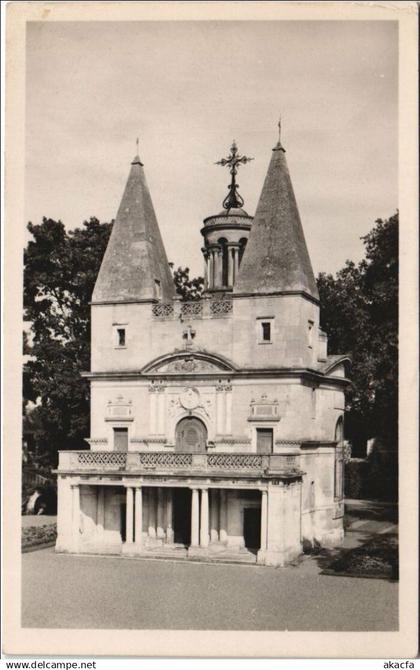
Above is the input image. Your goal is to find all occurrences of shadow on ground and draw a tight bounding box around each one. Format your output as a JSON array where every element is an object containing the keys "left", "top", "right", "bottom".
[{"left": 306, "top": 500, "right": 398, "bottom": 582}]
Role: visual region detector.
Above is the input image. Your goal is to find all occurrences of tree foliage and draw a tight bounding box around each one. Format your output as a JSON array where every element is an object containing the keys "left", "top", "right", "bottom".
[
  {"left": 172, "top": 266, "right": 204, "bottom": 300},
  {"left": 23, "top": 222, "right": 206, "bottom": 463},
  {"left": 24, "top": 217, "right": 112, "bottom": 462},
  {"left": 317, "top": 213, "right": 398, "bottom": 452}
]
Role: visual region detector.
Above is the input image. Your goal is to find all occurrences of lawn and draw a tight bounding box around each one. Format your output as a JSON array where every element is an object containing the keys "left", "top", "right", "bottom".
[{"left": 22, "top": 522, "right": 57, "bottom": 552}]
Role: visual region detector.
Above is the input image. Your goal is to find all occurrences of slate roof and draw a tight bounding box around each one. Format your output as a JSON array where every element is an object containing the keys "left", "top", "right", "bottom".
[
  {"left": 234, "top": 139, "right": 319, "bottom": 300},
  {"left": 92, "top": 155, "right": 176, "bottom": 304}
]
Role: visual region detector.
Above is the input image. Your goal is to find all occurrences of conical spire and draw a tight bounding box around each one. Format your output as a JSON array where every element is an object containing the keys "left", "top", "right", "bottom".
[
  {"left": 234, "top": 123, "right": 319, "bottom": 300},
  {"left": 92, "top": 150, "right": 176, "bottom": 303}
]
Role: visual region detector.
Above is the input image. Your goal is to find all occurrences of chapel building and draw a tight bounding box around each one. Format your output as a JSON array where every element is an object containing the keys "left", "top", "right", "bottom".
[{"left": 55, "top": 124, "right": 350, "bottom": 566}]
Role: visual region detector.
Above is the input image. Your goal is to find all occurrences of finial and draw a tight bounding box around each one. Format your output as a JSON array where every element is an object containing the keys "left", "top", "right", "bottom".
[
  {"left": 215, "top": 141, "right": 254, "bottom": 211},
  {"left": 273, "top": 115, "right": 286, "bottom": 152},
  {"left": 132, "top": 137, "right": 144, "bottom": 165}
]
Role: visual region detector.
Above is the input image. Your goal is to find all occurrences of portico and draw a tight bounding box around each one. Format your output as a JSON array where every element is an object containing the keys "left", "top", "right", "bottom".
[{"left": 57, "top": 463, "right": 301, "bottom": 565}]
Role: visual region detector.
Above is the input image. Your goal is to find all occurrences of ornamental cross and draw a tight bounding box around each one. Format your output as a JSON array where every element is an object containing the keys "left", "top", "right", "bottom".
[
  {"left": 215, "top": 140, "right": 254, "bottom": 210},
  {"left": 183, "top": 325, "right": 196, "bottom": 346}
]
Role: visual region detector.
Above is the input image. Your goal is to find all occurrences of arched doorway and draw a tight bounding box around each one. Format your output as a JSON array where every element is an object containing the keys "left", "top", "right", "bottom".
[{"left": 175, "top": 417, "right": 207, "bottom": 453}]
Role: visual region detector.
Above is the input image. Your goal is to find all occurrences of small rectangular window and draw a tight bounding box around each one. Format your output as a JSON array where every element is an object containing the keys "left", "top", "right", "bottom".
[
  {"left": 261, "top": 322, "right": 271, "bottom": 341},
  {"left": 308, "top": 320, "right": 314, "bottom": 349},
  {"left": 257, "top": 316, "right": 274, "bottom": 344},
  {"left": 256, "top": 428, "right": 273, "bottom": 454},
  {"left": 114, "top": 427, "right": 128, "bottom": 451},
  {"left": 117, "top": 328, "right": 126, "bottom": 347}
]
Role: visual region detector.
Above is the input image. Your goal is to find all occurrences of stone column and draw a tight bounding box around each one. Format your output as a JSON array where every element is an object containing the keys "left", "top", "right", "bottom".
[
  {"left": 125, "top": 486, "right": 134, "bottom": 545},
  {"left": 71, "top": 484, "right": 80, "bottom": 551},
  {"left": 210, "top": 249, "right": 217, "bottom": 288},
  {"left": 191, "top": 488, "right": 199, "bottom": 547},
  {"left": 200, "top": 489, "right": 209, "bottom": 548},
  {"left": 219, "top": 490, "right": 228, "bottom": 543},
  {"left": 166, "top": 489, "right": 174, "bottom": 543},
  {"left": 148, "top": 488, "right": 157, "bottom": 538},
  {"left": 215, "top": 248, "right": 222, "bottom": 288},
  {"left": 233, "top": 247, "right": 239, "bottom": 279},
  {"left": 157, "top": 487, "right": 165, "bottom": 539},
  {"left": 260, "top": 490, "right": 268, "bottom": 551},
  {"left": 134, "top": 487, "right": 143, "bottom": 546},
  {"left": 227, "top": 246, "right": 235, "bottom": 286},
  {"left": 96, "top": 486, "right": 105, "bottom": 539},
  {"left": 203, "top": 251, "right": 209, "bottom": 288},
  {"left": 210, "top": 489, "right": 219, "bottom": 543}
]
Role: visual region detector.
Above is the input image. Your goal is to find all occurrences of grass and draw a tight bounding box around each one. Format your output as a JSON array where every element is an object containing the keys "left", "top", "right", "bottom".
[{"left": 22, "top": 523, "right": 57, "bottom": 551}]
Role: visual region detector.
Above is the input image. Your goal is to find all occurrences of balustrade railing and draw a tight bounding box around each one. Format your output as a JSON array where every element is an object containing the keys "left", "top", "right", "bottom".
[
  {"left": 58, "top": 450, "right": 301, "bottom": 475},
  {"left": 152, "top": 299, "right": 232, "bottom": 321},
  {"left": 207, "top": 454, "right": 263, "bottom": 470},
  {"left": 138, "top": 452, "right": 193, "bottom": 469}
]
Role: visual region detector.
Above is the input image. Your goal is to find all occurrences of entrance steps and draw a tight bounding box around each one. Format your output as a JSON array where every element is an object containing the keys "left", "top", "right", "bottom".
[{"left": 73, "top": 543, "right": 258, "bottom": 564}]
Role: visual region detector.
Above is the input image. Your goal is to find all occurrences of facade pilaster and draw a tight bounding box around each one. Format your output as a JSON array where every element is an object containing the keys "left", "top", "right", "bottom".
[
  {"left": 190, "top": 488, "right": 200, "bottom": 547},
  {"left": 71, "top": 484, "right": 80, "bottom": 552},
  {"left": 200, "top": 489, "right": 209, "bottom": 548}
]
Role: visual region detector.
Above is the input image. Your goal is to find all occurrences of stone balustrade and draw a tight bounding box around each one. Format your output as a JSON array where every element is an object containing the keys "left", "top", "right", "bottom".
[
  {"left": 151, "top": 298, "right": 233, "bottom": 321},
  {"left": 57, "top": 450, "right": 301, "bottom": 476}
]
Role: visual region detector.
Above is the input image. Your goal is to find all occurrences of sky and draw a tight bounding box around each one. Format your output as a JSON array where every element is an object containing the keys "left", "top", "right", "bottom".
[{"left": 25, "top": 20, "right": 398, "bottom": 278}]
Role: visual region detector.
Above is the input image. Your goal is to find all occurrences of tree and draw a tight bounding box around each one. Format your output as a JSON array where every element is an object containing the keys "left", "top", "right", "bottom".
[
  {"left": 23, "top": 217, "right": 113, "bottom": 463},
  {"left": 172, "top": 266, "right": 204, "bottom": 300},
  {"left": 317, "top": 213, "right": 398, "bottom": 454},
  {"left": 23, "top": 222, "right": 207, "bottom": 465}
]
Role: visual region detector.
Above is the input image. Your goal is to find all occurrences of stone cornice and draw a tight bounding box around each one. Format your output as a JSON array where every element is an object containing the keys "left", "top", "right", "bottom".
[{"left": 82, "top": 367, "right": 350, "bottom": 387}]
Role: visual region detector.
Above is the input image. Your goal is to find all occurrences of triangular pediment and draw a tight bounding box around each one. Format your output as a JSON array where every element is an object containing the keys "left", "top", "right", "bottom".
[{"left": 143, "top": 350, "right": 235, "bottom": 374}]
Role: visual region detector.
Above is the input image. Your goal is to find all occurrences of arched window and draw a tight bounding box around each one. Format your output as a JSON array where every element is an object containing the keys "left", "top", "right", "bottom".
[
  {"left": 239, "top": 238, "right": 247, "bottom": 265},
  {"left": 335, "top": 417, "right": 344, "bottom": 444},
  {"left": 218, "top": 238, "right": 229, "bottom": 286},
  {"left": 175, "top": 417, "right": 207, "bottom": 453}
]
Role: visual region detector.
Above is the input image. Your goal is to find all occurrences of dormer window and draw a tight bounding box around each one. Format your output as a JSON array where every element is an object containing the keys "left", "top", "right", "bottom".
[{"left": 154, "top": 279, "right": 162, "bottom": 300}]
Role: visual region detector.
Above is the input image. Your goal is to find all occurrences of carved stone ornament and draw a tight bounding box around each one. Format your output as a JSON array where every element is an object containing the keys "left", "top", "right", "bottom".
[
  {"left": 180, "top": 387, "right": 200, "bottom": 410},
  {"left": 152, "top": 355, "right": 226, "bottom": 374}
]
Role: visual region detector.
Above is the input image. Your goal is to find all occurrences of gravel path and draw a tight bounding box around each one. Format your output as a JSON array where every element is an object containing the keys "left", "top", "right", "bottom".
[{"left": 22, "top": 547, "right": 398, "bottom": 631}]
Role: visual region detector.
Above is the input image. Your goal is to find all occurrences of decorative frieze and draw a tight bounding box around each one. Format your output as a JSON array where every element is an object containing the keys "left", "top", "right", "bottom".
[
  {"left": 152, "top": 303, "right": 174, "bottom": 319},
  {"left": 131, "top": 436, "right": 167, "bottom": 444},
  {"left": 151, "top": 299, "right": 233, "bottom": 321},
  {"left": 181, "top": 302, "right": 203, "bottom": 319},
  {"left": 149, "top": 380, "right": 166, "bottom": 392},
  {"left": 209, "top": 300, "right": 233, "bottom": 316}
]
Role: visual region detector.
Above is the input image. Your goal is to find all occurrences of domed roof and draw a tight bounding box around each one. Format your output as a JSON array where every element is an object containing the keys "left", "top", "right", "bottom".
[
  {"left": 216, "top": 207, "right": 249, "bottom": 217},
  {"left": 202, "top": 207, "right": 253, "bottom": 227}
]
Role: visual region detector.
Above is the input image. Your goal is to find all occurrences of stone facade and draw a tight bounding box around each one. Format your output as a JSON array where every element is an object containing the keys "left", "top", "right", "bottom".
[{"left": 55, "top": 128, "right": 350, "bottom": 566}]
